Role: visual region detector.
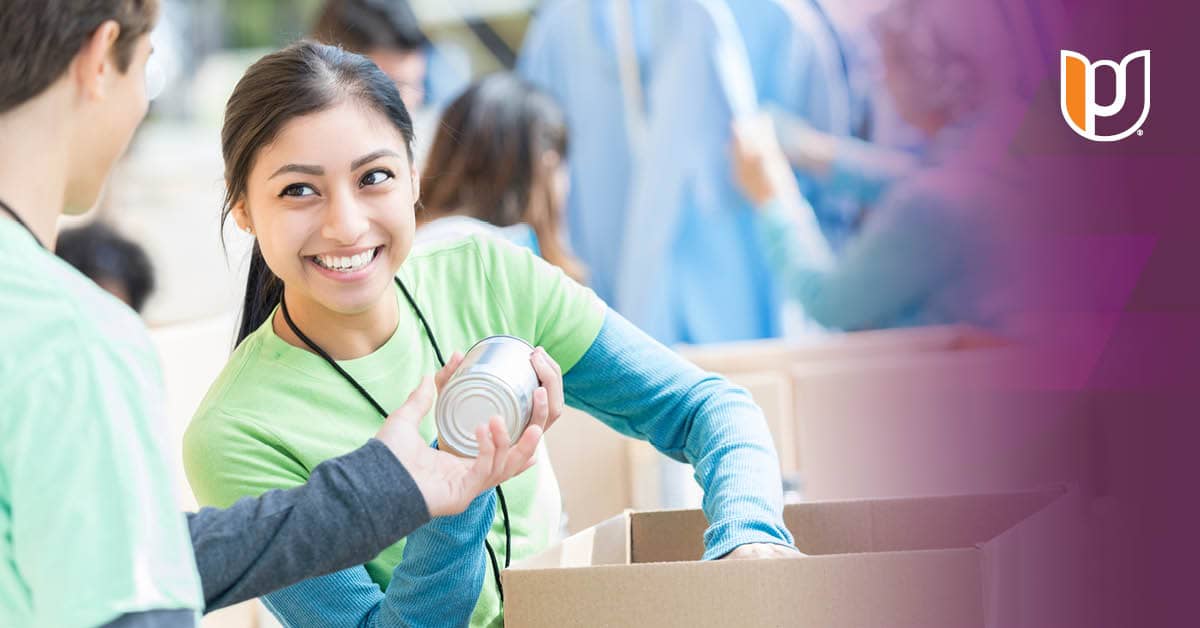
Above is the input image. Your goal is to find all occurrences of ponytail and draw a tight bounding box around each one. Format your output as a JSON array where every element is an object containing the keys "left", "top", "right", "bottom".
[{"left": 236, "top": 242, "right": 284, "bottom": 346}]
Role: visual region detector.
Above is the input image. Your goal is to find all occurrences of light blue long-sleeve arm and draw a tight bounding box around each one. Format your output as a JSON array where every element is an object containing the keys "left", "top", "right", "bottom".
[
  {"left": 769, "top": 108, "right": 919, "bottom": 206},
  {"left": 260, "top": 485, "right": 496, "bottom": 627},
  {"left": 563, "top": 309, "right": 795, "bottom": 560},
  {"left": 755, "top": 182, "right": 964, "bottom": 330},
  {"left": 825, "top": 135, "right": 920, "bottom": 204}
]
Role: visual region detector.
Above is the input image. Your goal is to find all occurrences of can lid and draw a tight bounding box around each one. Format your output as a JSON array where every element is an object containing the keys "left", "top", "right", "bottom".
[{"left": 434, "top": 374, "right": 522, "bottom": 457}]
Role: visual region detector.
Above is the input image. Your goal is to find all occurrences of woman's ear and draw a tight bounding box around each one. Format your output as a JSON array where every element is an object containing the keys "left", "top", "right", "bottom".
[
  {"left": 232, "top": 198, "right": 253, "bottom": 235},
  {"left": 410, "top": 165, "right": 421, "bottom": 202}
]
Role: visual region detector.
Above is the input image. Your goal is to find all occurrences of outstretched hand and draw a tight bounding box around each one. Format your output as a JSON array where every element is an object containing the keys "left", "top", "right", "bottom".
[{"left": 375, "top": 376, "right": 543, "bottom": 517}]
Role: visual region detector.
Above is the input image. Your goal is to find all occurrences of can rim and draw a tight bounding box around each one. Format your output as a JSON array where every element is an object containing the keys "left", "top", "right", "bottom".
[{"left": 464, "top": 334, "right": 534, "bottom": 353}]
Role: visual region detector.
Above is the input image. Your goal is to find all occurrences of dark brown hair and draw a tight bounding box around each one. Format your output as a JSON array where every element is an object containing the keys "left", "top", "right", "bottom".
[
  {"left": 312, "top": 0, "right": 429, "bottom": 53},
  {"left": 0, "top": 0, "right": 159, "bottom": 114},
  {"left": 56, "top": 221, "right": 156, "bottom": 313},
  {"left": 221, "top": 41, "right": 416, "bottom": 344},
  {"left": 420, "top": 73, "right": 587, "bottom": 283}
]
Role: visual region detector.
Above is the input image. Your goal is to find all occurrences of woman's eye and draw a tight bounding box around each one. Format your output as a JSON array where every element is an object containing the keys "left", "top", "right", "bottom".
[
  {"left": 360, "top": 169, "right": 394, "bottom": 187},
  {"left": 279, "top": 183, "right": 316, "bottom": 198}
]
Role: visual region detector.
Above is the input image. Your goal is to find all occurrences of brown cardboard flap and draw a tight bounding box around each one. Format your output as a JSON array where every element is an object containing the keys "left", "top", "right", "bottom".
[
  {"left": 627, "top": 486, "right": 1066, "bottom": 563},
  {"left": 503, "top": 548, "right": 985, "bottom": 628},
  {"left": 511, "top": 510, "right": 631, "bottom": 570},
  {"left": 676, "top": 324, "right": 1004, "bottom": 373}
]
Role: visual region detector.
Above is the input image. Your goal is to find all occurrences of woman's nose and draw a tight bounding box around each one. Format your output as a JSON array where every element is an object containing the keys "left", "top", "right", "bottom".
[{"left": 321, "top": 191, "right": 370, "bottom": 243}]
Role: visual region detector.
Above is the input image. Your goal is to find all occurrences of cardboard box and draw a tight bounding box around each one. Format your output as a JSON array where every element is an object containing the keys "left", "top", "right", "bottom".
[
  {"left": 504, "top": 486, "right": 1083, "bottom": 627},
  {"left": 546, "top": 330, "right": 1012, "bottom": 533},
  {"left": 676, "top": 324, "right": 1004, "bottom": 375},
  {"left": 790, "top": 349, "right": 1092, "bottom": 500},
  {"left": 545, "top": 406, "right": 637, "bottom": 534},
  {"left": 675, "top": 326, "right": 1007, "bottom": 482}
]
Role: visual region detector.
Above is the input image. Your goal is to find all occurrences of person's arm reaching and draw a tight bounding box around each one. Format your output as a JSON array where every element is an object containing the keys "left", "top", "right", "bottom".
[
  {"left": 563, "top": 309, "right": 799, "bottom": 561},
  {"left": 187, "top": 438, "right": 427, "bottom": 612},
  {"left": 185, "top": 376, "right": 542, "bottom": 612}
]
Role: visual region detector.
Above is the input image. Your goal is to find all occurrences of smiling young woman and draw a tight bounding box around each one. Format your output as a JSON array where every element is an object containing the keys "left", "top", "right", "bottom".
[{"left": 184, "top": 41, "right": 799, "bottom": 628}]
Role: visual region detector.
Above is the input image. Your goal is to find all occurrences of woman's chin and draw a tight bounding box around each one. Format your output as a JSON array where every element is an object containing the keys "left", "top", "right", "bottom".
[{"left": 302, "top": 275, "right": 393, "bottom": 317}]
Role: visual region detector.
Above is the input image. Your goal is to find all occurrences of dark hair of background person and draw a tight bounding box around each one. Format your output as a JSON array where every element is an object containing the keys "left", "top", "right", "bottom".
[
  {"left": 419, "top": 73, "right": 587, "bottom": 284},
  {"left": 56, "top": 222, "right": 156, "bottom": 313},
  {"left": 0, "top": 0, "right": 160, "bottom": 114},
  {"left": 219, "top": 41, "right": 416, "bottom": 345},
  {"left": 311, "top": 0, "right": 429, "bottom": 53}
]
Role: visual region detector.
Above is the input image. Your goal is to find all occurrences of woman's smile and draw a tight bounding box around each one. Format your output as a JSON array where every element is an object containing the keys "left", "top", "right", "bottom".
[{"left": 307, "top": 244, "right": 385, "bottom": 282}]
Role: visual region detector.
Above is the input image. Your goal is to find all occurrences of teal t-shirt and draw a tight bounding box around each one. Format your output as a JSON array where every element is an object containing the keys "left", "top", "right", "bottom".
[
  {"left": 184, "top": 235, "right": 605, "bottom": 626},
  {"left": 0, "top": 221, "right": 203, "bottom": 627}
]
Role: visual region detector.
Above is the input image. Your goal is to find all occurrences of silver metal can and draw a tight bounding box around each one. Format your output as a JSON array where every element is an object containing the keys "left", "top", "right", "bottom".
[{"left": 435, "top": 335, "right": 538, "bottom": 457}]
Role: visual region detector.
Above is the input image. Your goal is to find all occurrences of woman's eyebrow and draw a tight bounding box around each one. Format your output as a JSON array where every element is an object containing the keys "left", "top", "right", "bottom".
[
  {"left": 269, "top": 164, "right": 324, "bottom": 179},
  {"left": 351, "top": 149, "right": 402, "bottom": 171}
]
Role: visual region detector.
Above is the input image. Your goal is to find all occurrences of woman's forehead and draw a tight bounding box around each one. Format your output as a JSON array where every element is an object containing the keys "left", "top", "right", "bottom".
[{"left": 253, "top": 103, "right": 411, "bottom": 175}]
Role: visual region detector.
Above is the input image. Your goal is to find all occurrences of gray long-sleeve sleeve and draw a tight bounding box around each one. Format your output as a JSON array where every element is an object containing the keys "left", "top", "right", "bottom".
[{"left": 187, "top": 438, "right": 430, "bottom": 612}]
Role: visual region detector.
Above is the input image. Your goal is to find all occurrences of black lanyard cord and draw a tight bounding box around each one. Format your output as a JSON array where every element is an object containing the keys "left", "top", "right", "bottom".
[
  {"left": 279, "top": 275, "right": 511, "bottom": 602},
  {"left": 0, "top": 198, "right": 45, "bottom": 250},
  {"left": 395, "top": 276, "right": 446, "bottom": 367}
]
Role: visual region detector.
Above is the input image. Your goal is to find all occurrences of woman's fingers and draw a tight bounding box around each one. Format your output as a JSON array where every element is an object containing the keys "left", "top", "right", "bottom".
[
  {"left": 531, "top": 347, "right": 564, "bottom": 430},
  {"left": 529, "top": 387, "right": 549, "bottom": 434},
  {"left": 722, "top": 543, "right": 804, "bottom": 560}
]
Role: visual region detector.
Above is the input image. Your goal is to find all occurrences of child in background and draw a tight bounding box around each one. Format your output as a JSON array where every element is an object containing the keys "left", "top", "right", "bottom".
[{"left": 56, "top": 221, "right": 156, "bottom": 313}]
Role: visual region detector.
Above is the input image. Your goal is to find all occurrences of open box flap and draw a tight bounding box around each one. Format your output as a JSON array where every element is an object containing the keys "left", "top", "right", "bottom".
[
  {"left": 629, "top": 485, "right": 1068, "bottom": 563},
  {"left": 510, "top": 509, "right": 632, "bottom": 570}
]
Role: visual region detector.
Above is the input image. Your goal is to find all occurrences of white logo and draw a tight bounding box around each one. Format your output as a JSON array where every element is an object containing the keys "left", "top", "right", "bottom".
[{"left": 1060, "top": 50, "right": 1151, "bottom": 142}]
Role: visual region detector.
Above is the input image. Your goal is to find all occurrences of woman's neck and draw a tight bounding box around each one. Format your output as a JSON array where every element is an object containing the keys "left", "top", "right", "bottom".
[{"left": 273, "top": 285, "right": 400, "bottom": 361}]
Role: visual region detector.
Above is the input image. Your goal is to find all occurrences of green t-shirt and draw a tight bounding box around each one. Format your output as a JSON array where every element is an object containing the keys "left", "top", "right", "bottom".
[
  {"left": 0, "top": 221, "right": 203, "bottom": 627},
  {"left": 184, "top": 236, "right": 605, "bottom": 626}
]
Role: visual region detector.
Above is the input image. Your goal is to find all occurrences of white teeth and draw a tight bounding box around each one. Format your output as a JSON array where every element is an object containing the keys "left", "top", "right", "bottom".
[{"left": 315, "top": 248, "right": 377, "bottom": 272}]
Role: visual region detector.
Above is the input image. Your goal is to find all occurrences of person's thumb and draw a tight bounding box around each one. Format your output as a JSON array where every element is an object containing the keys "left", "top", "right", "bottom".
[{"left": 389, "top": 376, "right": 435, "bottom": 427}]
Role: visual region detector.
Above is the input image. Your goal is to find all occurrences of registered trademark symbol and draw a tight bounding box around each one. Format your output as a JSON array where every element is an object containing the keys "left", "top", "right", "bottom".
[{"left": 1137, "top": 129, "right": 1144, "bottom": 136}]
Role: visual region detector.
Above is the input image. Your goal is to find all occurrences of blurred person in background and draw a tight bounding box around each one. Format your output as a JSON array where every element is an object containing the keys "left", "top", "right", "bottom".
[
  {"left": 521, "top": 0, "right": 780, "bottom": 345},
  {"left": 312, "top": 0, "right": 471, "bottom": 165},
  {"left": 416, "top": 73, "right": 587, "bottom": 284},
  {"left": 730, "top": 0, "right": 1026, "bottom": 331},
  {"left": 185, "top": 40, "right": 797, "bottom": 628},
  {"left": 312, "top": 0, "right": 469, "bottom": 111},
  {"left": 724, "top": 0, "right": 876, "bottom": 250},
  {"left": 57, "top": 221, "right": 157, "bottom": 313},
  {"left": 0, "top": 2, "right": 539, "bottom": 626}
]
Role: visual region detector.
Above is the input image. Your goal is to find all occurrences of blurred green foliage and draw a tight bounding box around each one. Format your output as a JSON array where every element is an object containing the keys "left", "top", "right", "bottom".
[{"left": 221, "top": 0, "right": 325, "bottom": 48}]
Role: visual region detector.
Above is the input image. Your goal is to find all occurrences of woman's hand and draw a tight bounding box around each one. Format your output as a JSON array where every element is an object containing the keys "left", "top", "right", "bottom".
[
  {"left": 375, "top": 376, "right": 544, "bottom": 517},
  {"left": 731, "top": 113, "right": 804, "bottom": 209},
  {"left": 530, "top": 346, "right": 565, "bottom": 433},
  {"left": 722, "top": 543, "right": 805, "bottom": 560}
]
